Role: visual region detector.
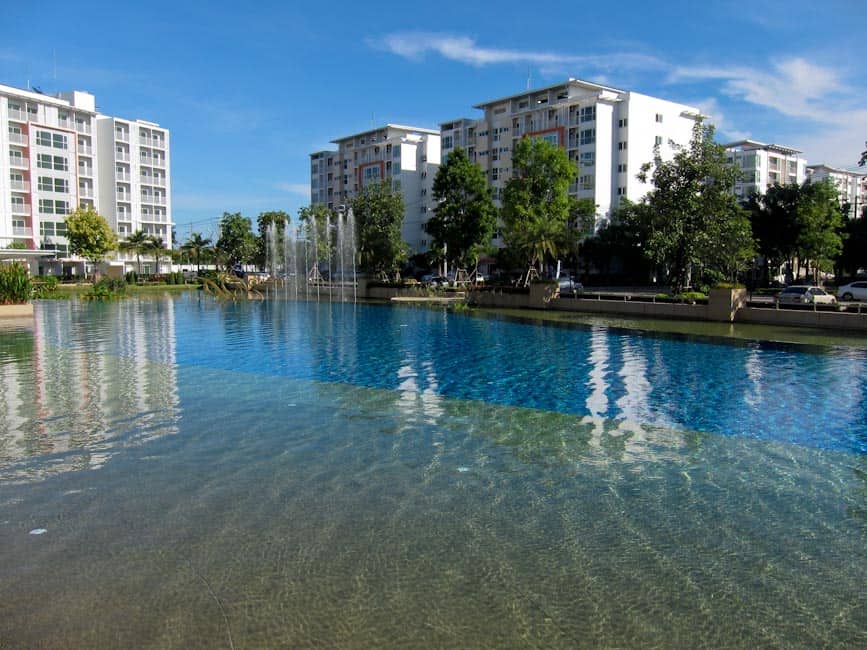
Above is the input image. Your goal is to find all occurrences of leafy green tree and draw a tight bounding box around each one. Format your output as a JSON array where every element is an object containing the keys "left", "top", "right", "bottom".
[
  {"left": 747, "top": 184, "right": 801, "bottom": 285},
  {"left": 502, "top": 137, "right": 577, "bottom": 276},
  {"left": 181, "top": 232, "right": 212, "bottom": 274},
  {"left": 796, "top": 179, "right": 843, "bottom": 281},
  {"left": 859, "top": 140, "right": 866, "bottom": 167},
  {"left": 65, "top": 206, "right": 117, "bottom": 279},
  {"left": 215, "top": 212, "right": 256, "bottom": 270},
  {"left": 634, "top": 120, "right": 749, "bottom": 293},
  {"left": 352, "top": 182, "right": 407, "bottom": 277},
  {"left": 837, "top": 214, "right": 867, "bottom": 278},
  {"left": 426, "top": 147, "right": 497, "bottom": 272},
  {"left": 559, "top": 197, "right": 597, "bottom": 270},
  {"left": 581, "top": 200, "right": 655, "bottom": 283},
  {"left": 256, "top": 211, "right": 290, "bottom": 268},
  {"left": 297, "top": 204, "right": 335, "bottom": 269}
]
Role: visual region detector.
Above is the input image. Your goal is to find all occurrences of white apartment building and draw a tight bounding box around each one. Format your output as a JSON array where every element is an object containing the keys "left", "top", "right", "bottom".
[
  {"left": 0, "top": 83, "right": 172, "bottom": 275},
  {"left": 724, "top": 140, "right": 807, "bottom": 200},
  {"left": 806, "top": 164, "right": 867, "bottom": 219},
  {"left": 441, "top": 78, "right": 702, "bottom": 239},
  {"left": 97, "top": 117, "right": 172, "bottom": 245},
  {"left": 310, "top": 124, "right": 441, "bottom": 254}
]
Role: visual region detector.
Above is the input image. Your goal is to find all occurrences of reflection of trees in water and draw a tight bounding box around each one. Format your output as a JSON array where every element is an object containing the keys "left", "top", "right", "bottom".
[{"left": 0, "top": 300, "right": 180, "bottom": 483}]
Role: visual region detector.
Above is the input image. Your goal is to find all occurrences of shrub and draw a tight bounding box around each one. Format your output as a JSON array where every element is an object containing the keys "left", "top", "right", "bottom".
[
  {"left": 125, "top": 270, "right": 139, "bottom": 284},
  {"left": 164, "top": 271, "right": 185, "bottom": 285},
  {"left": 32, "top": 276, "right": 60, "bottom": 299},
  {"left": 0, "top": 262, "right": 32, "bottom": 305},
  {"left": 83, "top": 276, "right": 127, "bottom": 300}
]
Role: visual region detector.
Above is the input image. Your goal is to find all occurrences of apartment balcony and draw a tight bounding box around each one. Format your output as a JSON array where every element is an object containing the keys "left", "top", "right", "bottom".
[
  {"left": 10, "top": 180, "right": 30, "bottom": 192},
  {"left": 115, "top": 172, "right": 130, "bottom": 182},
  {"left": 115, "top": 152, "right": 130, "bottom": 162},
  {"left": 152, "top": 177, "right": 166, "bottom": 187},
  {"left": 58, "top": 117, "right": 72, "bottom": 129},
  {"left": 78, "top": 145, "right": 93, "bottom": 156},
  {"left": 9, "top": 156, "right": 29, "bottom": 168},
  {"left": 79, "top": 187, "right": 94, "bottom": 199},
  {"left": 117, "top": 193, "right": 131, "bottom": 202},
  {"left": 7, "top": 108, "right": 27, "bottom": 122},
  {"left": 78, "top": 166, "right": 94, "bottom": 177},
  {"left": 11, "top": 203, "right": 31, "bottom": 216},
  {"left": 115, "top": 131, "right": 129, "bottom": 143},
  {"left": 151, "top": 158, "right": 166, "bottom": 168},
  {"left": 13, "top": 227, "right": 33, "bottom": 237},
  {"left": 75, "top": 122, "right": 92, "bottom": 134},
  {"left": 8, "top": 132, "right": 28, "bottom": 145}
]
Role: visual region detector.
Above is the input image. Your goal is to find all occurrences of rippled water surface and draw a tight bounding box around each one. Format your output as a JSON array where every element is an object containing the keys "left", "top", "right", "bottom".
[{"left": 0, "top": 296, "right": 864, "bottom": 648}]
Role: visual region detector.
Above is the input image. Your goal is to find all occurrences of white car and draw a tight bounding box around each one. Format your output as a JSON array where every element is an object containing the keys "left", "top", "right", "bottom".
[
  {"left": 836, "top": 281, "right": 867, "bottom": 301},
  {"left": 776, "top": 285, "right": 837, "bottom": 305}
]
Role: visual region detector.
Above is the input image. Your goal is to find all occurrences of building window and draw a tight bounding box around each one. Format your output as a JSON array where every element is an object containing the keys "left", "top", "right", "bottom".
[
  {"left": 617, "top": 187, "right": 627, "bottom": 196},
  {"left": 53, "top": 133, "right": 67, "bottom": 149},
  {"left": 580, "top": 106, "right": 596, "bottom": 123},
  {"left": 618, "top": 118, "right": 628, "bottom": 128},
  {"left": 580, "top": 152, "right": 595, "bottom": 166},
  {"left": 618, "top": 141, "right": 628, "bottom": 151},
  {"left": 38, "top": 176, "right": 54, "bottom": 191},
  {"left": 491, "top": 167, "right": 499, "bottom": 181},
  {"left": 579, "top": 175, "right": 594, "bottom": 191},
  {"left": 37, "top": 154, "right": 52, "bottom": 169},
  {"left": 54, "top": 156, "right": 68, "bottom": 171},
  {"left": 55, "top": 178, "right": 68, "bottom": 193},
  {"left": 580, "top": 129, "right": 595, "bottom": 145},
  {"left": 655, "top": 113, "right": 663, "bottom": 123},
  {"left": 36, "top": 131, "right": 52, "bottom": 147},
  {"left": 617, "top": 163, "right": 628, "bottom": 173},
  {"left": 654, "top": 136, "right": 663, "bottom": 146},
  {"left": 38, "top": 199, "right": 54, "bottom": 214},
  {"left": 442, "top": 136, "right": 453, "bottom": 149}
]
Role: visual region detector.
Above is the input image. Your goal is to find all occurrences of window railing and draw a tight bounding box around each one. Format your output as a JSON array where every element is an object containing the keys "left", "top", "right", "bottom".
[
  {"left": 75, "top": 122, "right": 92, "bottom": 134},
  {"left": 8, "top": 133, "right": 27, "bottom": 145},
  {"left": 9, "top": 156, "right": 29, "bottom": 168},
  {"left": 7, "top": 108, "right": 27, "bottom": 121},
  {"left": 13, "top": 227, "right": 33, "bottom": 237},
  {"left": 115, "top": 152, "right": 130, "bottom": 162},
  {"left": 10, "top": 203, "right": 31, "bottom": 215},
  {"left": 10, "top": 180, "right": 30, "bottom": 192}
]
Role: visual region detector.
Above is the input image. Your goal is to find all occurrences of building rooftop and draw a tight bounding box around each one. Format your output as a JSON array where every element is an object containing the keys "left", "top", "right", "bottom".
[
  {"left": 807, "top": 163, "right": 867, "bottom": 176},
  {"left": 724, "top": 139, "right": 803, "bottom": 156},
  {"left": 472, "top": 78, "right": 625, "bottom": 110},
  {"left": 331, "top": 124, "right": 439, "bottom": 144}
]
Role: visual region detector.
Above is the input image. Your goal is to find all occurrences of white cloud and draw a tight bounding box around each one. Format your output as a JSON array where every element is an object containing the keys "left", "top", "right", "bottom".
[
  {"left": 369, "top": 32, "right": 666, "bottom": 74},
  {"left": 692, "top": 97, "right": 751, "bottom": 142},
  {"left": 670, "top": 58, "right": 847, "bottom": 123}
]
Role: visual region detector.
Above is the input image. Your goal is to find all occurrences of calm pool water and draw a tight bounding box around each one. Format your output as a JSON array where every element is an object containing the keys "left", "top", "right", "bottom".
[{"left": 0, "top": 296, "right": 864, "bottom": 648}]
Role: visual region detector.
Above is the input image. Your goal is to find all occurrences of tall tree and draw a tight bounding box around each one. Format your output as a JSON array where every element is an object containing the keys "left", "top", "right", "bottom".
[
  {"left": 256, "top": 210, "right": 290, "bottom": 269},
  {"left": 796, "top": 179, "right": 843, "bottom": 281},
  {"left": 65, "top": 206, "right": 117, "bottom": 280},
  {"left": 425, "top": 147, "right": 496, "bottom": 272},
  {"left": 859, "top": 140, "right": 866, "bottom": 167},
  {"left": 297, "top": 204, "right": 335, "bottom": 270},
  {"left": 147, "top": 236, "right": 166, "bottom": 275},
  {"left": 351, "top": 182, "right": 407, "bottom": 277},
  {"left": 215, "top": 212, "right": 256, "bottom": 270},
  {"left": 502, "top": 137, "right": 577, "bottom": 276},
  {"left": 119, "top": 229, "right": 150, "bottom": 276},
  {"left": 181, "top": 232, "right": 212, "bottom": 274},
  {"left": 634, "top": 120, "right": 749, "bottom": 293}
]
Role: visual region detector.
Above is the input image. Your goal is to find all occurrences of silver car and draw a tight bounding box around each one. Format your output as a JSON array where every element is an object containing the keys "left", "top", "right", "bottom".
[
  {"left": 836, "top": 281, "right": 867, "bottom": 301},
  {"left": 776, "top": 285, "right": 837, "bottom": 305}
]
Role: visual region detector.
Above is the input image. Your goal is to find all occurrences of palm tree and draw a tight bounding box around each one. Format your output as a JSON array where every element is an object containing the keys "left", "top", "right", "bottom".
[
  {"left": 120, "top": 230, "right": 150, "bottom": 276},
  {"left": 147, "top": 236, "right": 166, "bottom": 275},
  {"left": 181, "top": 232, "right": 212, "bottom": 274}
]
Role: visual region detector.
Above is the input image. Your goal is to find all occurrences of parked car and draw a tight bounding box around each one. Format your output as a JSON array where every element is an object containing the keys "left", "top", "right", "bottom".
[
  {"left": 557, "top": 276, "right": 584, "bottom": 296},
  {"left": 836, "top": 281, "right": 867, "bottom": 301},
  {"left": 422, "top": 274, "right": 448, "bottom": 288},
  {"left": 775, "top": 285, "right": 837, "bottom": 305}
]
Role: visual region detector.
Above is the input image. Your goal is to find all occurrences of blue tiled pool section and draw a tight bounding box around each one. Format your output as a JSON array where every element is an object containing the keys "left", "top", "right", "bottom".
[{"left": 0, "top": 296, "right": 864, "bottom": 648}]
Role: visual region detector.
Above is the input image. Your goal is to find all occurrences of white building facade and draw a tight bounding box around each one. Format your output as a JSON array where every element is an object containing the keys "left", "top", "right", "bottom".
[
  {"left": 310, "top": 124, "right": 440, "bottom": 254},
  {"left": 806, "top": 164, "right": 867, "bottom": 219},
  {"left": 724, "top": 140, "right": 807, "bottom": 201},
  {"left": 0, "top": 83, "right": 172, "bottom": 274},
  {"left": 441, "top": 78, "right": 702, "bottom": 240}
]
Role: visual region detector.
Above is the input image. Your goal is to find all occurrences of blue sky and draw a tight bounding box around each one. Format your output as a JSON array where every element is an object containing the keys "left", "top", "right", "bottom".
[{"left": 4, "top": 0, "right": 865, "bottom": 240}]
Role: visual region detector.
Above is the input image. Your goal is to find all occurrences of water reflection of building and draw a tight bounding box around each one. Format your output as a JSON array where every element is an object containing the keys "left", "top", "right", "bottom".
[{"left": 0, "top": 299, "right": 179, "bottom": 482}]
